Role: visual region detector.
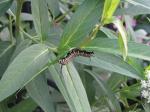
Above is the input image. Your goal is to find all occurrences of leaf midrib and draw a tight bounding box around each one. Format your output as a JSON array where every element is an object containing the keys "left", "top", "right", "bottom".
[{"left": 62, "top": 0, "right": 100, "bottom": 47}]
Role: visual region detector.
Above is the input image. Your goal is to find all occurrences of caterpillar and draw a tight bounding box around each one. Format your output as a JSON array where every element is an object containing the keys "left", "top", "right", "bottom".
[{"left": 59, "top": 48, "right": 94, "bottom": 65}]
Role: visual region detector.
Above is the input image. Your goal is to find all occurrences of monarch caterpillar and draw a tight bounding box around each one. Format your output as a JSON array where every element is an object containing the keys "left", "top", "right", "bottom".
[{"left": 59, "top": 48, "right": 94, "bottom": 65}]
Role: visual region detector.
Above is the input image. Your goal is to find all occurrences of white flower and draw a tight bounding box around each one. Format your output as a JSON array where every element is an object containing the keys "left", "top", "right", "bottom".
[
  {"left": 147, "top": 80, "right": 150, "bottom": 88},
  {"left": 140, "top": 69, "right": 150, "bottom": 103},
  {"left": 141, "top": 80, "right": 147, "bottom": 88},
  {"left": 141, "top": 90, "right": 149, "bottom": 98},
  {"left": 147, "top": 96, "right": 150, "bottom": 103},
  {"left": 146, "top": 71, "right": 150, "bottom": 80}
]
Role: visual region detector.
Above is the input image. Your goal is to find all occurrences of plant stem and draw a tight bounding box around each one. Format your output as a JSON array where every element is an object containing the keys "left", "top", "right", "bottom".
[
  {"left": 8, "top": 15, "right": 14, "bottom": 44},
  {"left": 16, "top": 0, "right": 24, "bottom": 38},
  {"left": 19, "top": 28, "right": 39, "bottom": 43}
]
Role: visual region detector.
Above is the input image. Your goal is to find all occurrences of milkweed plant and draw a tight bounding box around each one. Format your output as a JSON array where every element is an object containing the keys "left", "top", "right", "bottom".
[{"left": 0, "top": 0, "right": 150, "bottom": 112}]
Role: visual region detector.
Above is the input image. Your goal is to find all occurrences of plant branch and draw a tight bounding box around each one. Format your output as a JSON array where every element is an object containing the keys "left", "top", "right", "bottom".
[{"left": 16, "top": 0, "right": 24, "bottom": 37}]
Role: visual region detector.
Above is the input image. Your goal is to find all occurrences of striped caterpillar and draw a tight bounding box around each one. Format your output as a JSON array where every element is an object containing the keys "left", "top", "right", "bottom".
[{"left": 59, "top": 48, "right": 94, "bottom": 66}]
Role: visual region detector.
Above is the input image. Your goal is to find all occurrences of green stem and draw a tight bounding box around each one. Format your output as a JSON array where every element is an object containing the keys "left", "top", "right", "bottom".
[
  {"left": 9, "top": 15, "right": 14, "bottom": 44},
  {"left": 16, "top": 0, "right": 24, "bottom": 38},
  {"left": 19, "top": 28, "right": 39, "bottom": 43}
]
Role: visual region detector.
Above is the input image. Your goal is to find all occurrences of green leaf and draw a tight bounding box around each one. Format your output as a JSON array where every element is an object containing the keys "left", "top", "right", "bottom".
[
  {"left": 116, "top": 6, "right": 150, "bottom": 16},
  {"left": 124, "top": 15, "right": 136, "bottom": 41},
  {"left": 0, "top": 0, "right": 13, "bottom": 16},
  {"left": 31, "top": 0, "right": 49, "bottom": 41},
  {"left": 0, "top": 42, "right": 14, "bottom": 78},
  {"left": 47, "top": 24, "right": 62, "bottom": 46},
  {"left": 8, "top": 98, "right": 37, "bottom": 112},
  {"left": 62, "top": 63, "right": 92, "bottom": 112},
  {"left": 143, "top": 103, "right": 150, "bottom": 112},
  {"left": 115, "top": 0, "right": 150, "bottom": 16},
  {"left": 0, "top": 42, "right": 14, "bottom": 59},
  {"left": 0, "top": 101, "right": 9, "bottom": 112},
  {"left": 0, "top": 44, "right": 49, "bottom": 101},
  {"left": 126, "top": 0, "right": 150, "bottom": 10},
  {"left": 48, "top": 54, "right": 76, "bottom": 112},
  {"left": 49, "top": 53, "right": 91, "bottom": 112},
  {"left": 85, "top": 70, "right": 121, "bottom": 112},
  {"left": 79, "top": 69, "right": 96, "bottom": 105},
  {"left": 120, "top": 83, "right": 141, "bottom": 100},
  {"left": 48, "top": 70, "right": 75, "bottom": 112},
  {"left": 107, "top": 73, "right": 126, "bottom": 91},
  {"left": 26, "top": 74, "right": 55, "bottom": 112},
  {"left": 101, "top": 0, "right": 120, "bottom": 24},
  {"left": 59, "top": 0, "right": 104, "bottom": 50},
  {"left": 127, "top": 57, "right": 144, "bottom": 75},
  {"left": 84, "top": 38, "right": 150, "bottom": 66},
  {"left": 101, "top": 27, "right": 117, "bottom": 39},
  {"left": 113, "top": 18, "right": 128, "bottom": 60},
  {"left": 75, "top": 52, "right": 142, "bottom": 79},
  {"left": 10, "top": 39, "right": 32, "bottom": 61},
  {"left": 46, "top": 0, "right": 60, "bottom": 17}
]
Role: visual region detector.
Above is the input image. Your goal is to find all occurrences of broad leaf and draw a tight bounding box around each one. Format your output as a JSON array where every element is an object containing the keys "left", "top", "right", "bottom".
[
  {"left": 0, "top": 44, "right": 49, "bottom": 101},
  {"left": 11, "top": 39, "right": 32, "bottom": 61},
  {"left": 0, "top": 42, "right": 14, "bottom": 78}
]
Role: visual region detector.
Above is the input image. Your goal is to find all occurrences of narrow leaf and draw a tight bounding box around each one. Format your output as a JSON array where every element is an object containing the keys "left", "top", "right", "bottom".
[
  {"left": 116, "top": 5, "right": 150, "bottom": 16},
  {"left": 84, "top": 38, "right": 150, "bottom": 67},
  {"left": 26, "top": 75, "right": 55, "bottom": 112},
  {"left": 8, "top": 98, "right": 37, "bottom": 112},
  {"left": 113, "top": 18, "right": 128, "bottom": 60},
  {"left": 60, "top": 63, "right": 92, "bottom": 112},
  {"left": 49, "top": 53, "right": 92, "bottom": 112},
  {"left": 59, "top": 0, "right": 104, "bottom": 49},
  {"left": 85, "top": 70, "right": 121, "bottom": 112},
  {"left": 75, "top": 52, "right": 142, "bottom": 79},
  {"left": 126, "top": 0, "right": 150, "bottom": 10},
  {"left": 48, "top": 54, "right": 76, "bottom": 112},
  {"left": 31, "top": 0, "right": 49, "bottom": 41},
  {"left": 101, "top": 27, "right": 117, "bottom": 39},
  {"left": 101, "top": 0, "right": 120, "bottom": 24},
  {"left": 46, "top": 0, "right": 60, "bottom": 17}
]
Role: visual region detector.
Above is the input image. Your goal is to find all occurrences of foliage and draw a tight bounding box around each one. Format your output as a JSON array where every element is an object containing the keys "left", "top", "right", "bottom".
[{"left": 0, "top": 0, "right": 150, "bottom": 111}]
